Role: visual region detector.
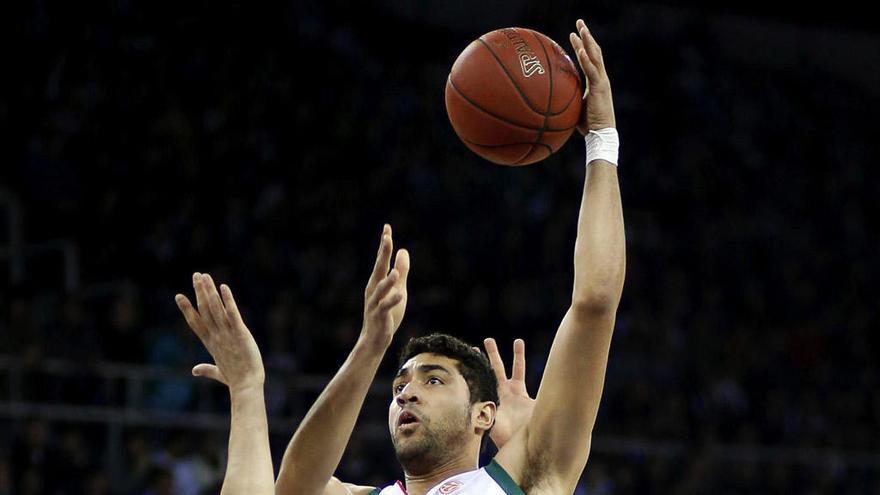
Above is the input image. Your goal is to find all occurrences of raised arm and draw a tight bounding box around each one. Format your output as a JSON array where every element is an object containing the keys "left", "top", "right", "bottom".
[
  {"left": 275, "top": 225, "right": 410, "bottom": 495},
  {"left": 176, "top": 273, "right": 274, "bottom": 495},
  {"left": 495, "top": 19, "right": 625, "bottom": 493}
]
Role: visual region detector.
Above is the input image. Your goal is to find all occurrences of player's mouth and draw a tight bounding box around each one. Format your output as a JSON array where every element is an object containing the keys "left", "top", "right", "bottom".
[{"left": 396, "top": 410, "right": 421, "bottom": 430}]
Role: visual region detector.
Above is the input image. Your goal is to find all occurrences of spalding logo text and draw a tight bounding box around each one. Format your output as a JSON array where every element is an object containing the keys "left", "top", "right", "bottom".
[{"left": 501, "top": 28, "right": 546, "bottom": 78}]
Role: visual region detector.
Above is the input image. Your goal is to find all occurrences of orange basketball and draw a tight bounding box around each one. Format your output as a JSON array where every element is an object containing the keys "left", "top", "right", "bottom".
[{"left": 445, "top": 28, "right": 583, "bottom": 166}]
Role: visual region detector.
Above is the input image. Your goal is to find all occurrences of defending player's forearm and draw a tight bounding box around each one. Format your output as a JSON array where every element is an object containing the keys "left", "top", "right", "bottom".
[
  {"left": 223, "top": 385, "right": 274, "bottom": 495},
  {"left": 571, "top": 161, "right": 625, "bottom": 311},
  {"left": 275, "top": 337, "right": 388, "bottom": 495}
]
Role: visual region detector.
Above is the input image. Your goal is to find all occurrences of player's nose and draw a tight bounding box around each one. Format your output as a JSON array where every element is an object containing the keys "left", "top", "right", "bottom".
[{"left": 395, "top": 387, "right": 419, "bottom": 406}]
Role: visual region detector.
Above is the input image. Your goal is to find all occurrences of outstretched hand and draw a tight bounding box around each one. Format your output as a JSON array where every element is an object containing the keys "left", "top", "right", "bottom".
[
  {"left": 569, "top": 18, "right": 616, "bottom": 134},
  {"left": 361, "top": 224, "right": 410, "bottom": 348},
  {"left": 175, "top": 273, "right": 265, "bottom": 392},
  {"left": 484, "top": 338, "right": 535, "bottom": 449}
]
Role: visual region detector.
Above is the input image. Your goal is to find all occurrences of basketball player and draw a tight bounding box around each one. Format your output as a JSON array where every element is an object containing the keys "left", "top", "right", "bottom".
[{"left": 275, "top": 18, "right": 625, "bottom": 495}]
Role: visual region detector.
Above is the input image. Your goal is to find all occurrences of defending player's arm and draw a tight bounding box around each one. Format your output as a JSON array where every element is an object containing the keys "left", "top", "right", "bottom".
[
  {"left": 175, "top": 273, "right": 274, "bottom": 495},
  {"left": 275, "top": 225, "right": 410, "bottom": 495},
  {"left": 495, "top": 19, "right": 625, "bottom": 493}
]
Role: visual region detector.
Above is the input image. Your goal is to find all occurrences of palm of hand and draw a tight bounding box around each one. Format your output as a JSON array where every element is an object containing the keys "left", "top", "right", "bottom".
[
  {"left": 209, "top": 327, "right": 264, "bottom": 385},
  {"left": 577, "top": 87, "right": 616, "bottom": 135},
  {"left": 362, "top": 225, "right": 410, "bottom": 344},
  {"left": 483, "top": 338, "right": 535, "bottom": 450},
  {"left": 492, "top": 379, "right": 536, "bottom": 448},
  {"left": 176, "top": 273, "right": 265, "bottom": 390}
]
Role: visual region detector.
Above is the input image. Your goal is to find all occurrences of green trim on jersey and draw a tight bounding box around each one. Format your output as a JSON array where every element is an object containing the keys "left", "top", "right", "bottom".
[
  {"left": 368, "top": 489, "right": 381, "bottom": 495},
  {"left": 485, "top": 459, "right": 526, "bottom": 495}
]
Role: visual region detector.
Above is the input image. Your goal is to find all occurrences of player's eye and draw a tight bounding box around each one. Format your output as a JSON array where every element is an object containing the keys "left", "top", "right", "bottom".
[
  {"left": 393, "top": 383, "right": 406, "bottom": 394},
  {"left": 427, "top": 377, "right": 443, "bottom": 385}
]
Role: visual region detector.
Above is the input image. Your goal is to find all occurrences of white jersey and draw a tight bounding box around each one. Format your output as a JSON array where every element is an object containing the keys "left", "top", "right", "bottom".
[{"left": 369, "top": 460, "right": 524, "bottom": 495}]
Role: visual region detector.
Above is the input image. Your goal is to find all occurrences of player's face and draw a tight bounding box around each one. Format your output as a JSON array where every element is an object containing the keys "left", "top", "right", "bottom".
[{"left": 388, "top": 353, "right": 474, "bottom": 471}]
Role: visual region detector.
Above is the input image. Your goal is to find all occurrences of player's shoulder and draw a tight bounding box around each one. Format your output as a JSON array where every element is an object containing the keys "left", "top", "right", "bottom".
[
  {"left": 325, "top": 476, "right": 376, "bottom": 495},
  {"left": 492, "top": 430, "right": 576, "bottom": 494},
  {"left": 344, "top": 485, "right": 378, "bottom": 495}
]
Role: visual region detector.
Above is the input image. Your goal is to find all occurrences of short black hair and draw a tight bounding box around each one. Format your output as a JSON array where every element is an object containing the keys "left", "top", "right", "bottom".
[{"left": 398, "top": 333, "right": 499, "bottom": 407}]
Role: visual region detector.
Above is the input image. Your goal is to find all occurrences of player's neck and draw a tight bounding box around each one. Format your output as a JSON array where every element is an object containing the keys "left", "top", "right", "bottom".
[{"left": 403, "top": 454, "right": 477, "bottom": 495}]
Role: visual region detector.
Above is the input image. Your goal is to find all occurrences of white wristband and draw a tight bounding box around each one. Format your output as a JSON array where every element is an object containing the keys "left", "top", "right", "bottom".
[{"left": 585, "top": 128, "right": 619, "bottom": 166}]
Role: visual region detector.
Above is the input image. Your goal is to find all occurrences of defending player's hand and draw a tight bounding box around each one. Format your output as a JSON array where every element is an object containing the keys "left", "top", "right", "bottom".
[
  {"left": 175, "top": 273, "right": 265, "bottom": 392},
  {"left": 569, "top": 19, "right": 616, "bottom": 133},
  {"left": 484, "top": 338, "right": 535, "bottom": 449},
  {"left": 361, "top": 224, "right": 410, "bottom": 347}
]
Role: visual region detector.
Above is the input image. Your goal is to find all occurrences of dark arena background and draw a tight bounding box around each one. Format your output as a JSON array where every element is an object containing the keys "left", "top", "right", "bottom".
[{"left": 2, "top": 1, "right": 879, "bottom": 493}]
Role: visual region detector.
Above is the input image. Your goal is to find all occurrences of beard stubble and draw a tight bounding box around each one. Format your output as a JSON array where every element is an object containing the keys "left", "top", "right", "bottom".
[{"left": 392, "top": 403, "right": 473, "bottom": 476}]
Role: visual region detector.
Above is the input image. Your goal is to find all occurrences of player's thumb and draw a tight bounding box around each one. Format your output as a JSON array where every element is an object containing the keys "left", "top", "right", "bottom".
[{"left": 192, "top": 364, "right": 226, "bottom": 385}]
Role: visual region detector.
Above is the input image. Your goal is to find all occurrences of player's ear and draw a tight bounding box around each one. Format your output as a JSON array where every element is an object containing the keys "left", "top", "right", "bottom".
[{"left": 473, "top": 401, "right": 497, "bottom": 433}]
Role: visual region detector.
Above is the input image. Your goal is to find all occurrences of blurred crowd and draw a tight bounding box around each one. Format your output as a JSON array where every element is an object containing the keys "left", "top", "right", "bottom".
[{"left": 2, "top": 1, "right": 878, "bottom": 494}]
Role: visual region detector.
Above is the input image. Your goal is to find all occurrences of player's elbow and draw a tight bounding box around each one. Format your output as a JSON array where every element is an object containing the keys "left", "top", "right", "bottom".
[
  {"left": 572, "top": 264, "right": 624, "bottom": 311},
  {"left": 570, "top": 288, "right": 619, "bottom": 316}
]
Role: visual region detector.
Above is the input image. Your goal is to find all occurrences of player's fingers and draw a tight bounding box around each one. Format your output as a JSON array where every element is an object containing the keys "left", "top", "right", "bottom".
[
  {"left": 483, "top": 338, "right": 508, "bottom": 381},
  {"left": 394, "top": 249, "right": 410, "bottom": 289},
  {"left": 583, "top": 30, "right": 606, "bottom": 76},
  {"left": 377, "top": 288, "right": 403, "bottom": 312},
  {"left": 194, "top": 274, "right": 224, "bottom": 334},
  {"left": 192, "top": 272, "right": 208, "bottom": 318},
  {"left": 575, "top": 37, "right": 601, "bottom": 84},
  {"left": 577, "top": 21, "right": 593, "bottom": 69},
  {"left": 219, "top": 284, "right": 244, "bottom": 328},
  {"left": 192, "top": 363, "right": 227, "bottom": 385},
  {"left": 370, "top": 269, "right": 399, "bottom": 307},
  {"left": 582, "top": 53, "right": 602, "bottom": 89},
  {"left": 578, "top": 21, "right": 609, "bottom": 81},
  {"left": 568, "top": 33, "right": 587, "bottom": 73},
  {"left": 512, "top": 339, "right": 526, "bottom": 382},
  {"left": 577, "top": 19, "right": 591, "bottom": 46},
  {"left": 570, "top": 33, "right": 600, "bottom": 89},
  {"left": 193, "top": 273, "right": 211, "bottom": 317},
  {"left": 203, "top": 274, "right": 231, "bottom": 329},
  {"left": 569, "top": 30, "right": 583, "bottom": 52},
  {"left": 175, "top": 294, "right": 208, "bottom": 340},
  {"left": 367, "top": 225, "right": 393, "bottom": 292}
]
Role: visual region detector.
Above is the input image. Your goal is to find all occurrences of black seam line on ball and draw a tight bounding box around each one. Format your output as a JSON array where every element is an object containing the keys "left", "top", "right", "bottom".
[
  {"left": 557, "top": 80, "right": 579, "bottom": 115},
  {"left": 478, "top": 34, "right": 578, "bottom": 118},
  {"left": 462, "top": 138, "right": 552, "bottom": 153},
  {"left": 518, "top": 31, "right": 555, "bottom": 164},
  {"left": 476, "top": 37, "right": 544, "bottom": 115},
  {"left": 447, "top": 76, "right": 569, "bottom": 132}
]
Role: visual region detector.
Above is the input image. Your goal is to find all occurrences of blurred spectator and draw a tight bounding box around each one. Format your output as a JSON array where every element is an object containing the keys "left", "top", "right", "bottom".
[
  {"left": 142, "top": 467, "right": 173, "bottom": 495},
  {"left": 9, "top": 420, "right": 59, "bottom": 494}
]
